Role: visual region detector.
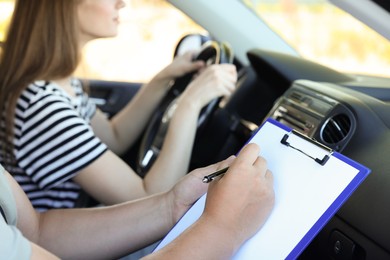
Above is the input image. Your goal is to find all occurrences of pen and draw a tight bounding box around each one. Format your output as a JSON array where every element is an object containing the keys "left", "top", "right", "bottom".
[{"left": 202, "top": 167, "right": 229, "bottom": 183}]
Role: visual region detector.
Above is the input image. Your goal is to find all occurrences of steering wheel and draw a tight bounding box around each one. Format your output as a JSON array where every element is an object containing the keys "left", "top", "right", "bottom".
[{"left": 137, "top": 40, "right": 234, "bottom": 175}]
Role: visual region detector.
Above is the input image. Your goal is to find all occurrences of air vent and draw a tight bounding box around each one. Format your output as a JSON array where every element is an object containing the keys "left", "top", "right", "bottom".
[{"left": 321, "top": 114, "right": 351, "bottom": 144}]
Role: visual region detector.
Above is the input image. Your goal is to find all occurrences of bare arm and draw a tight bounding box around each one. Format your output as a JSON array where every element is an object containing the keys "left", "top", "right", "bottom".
[
  {"left": 77, "top": 65, "right": 237, "bottom": 204},
  {"left": 10, "top": 158, "right": 227, "bottom": 259},
  {"left": 143, "top": 64, "right": 237, "bottom": 192},
  {"left": 72, "top": 150, "right": 149, "bottom": 205},
  {"left": 30, "top": 243, "right": 59, "bottom": 260},
  {"left": 91, "top": 52, "right": 205, "bottom": 155},
  {"left": 8, "top": 143, "right": 273, "bottom": 259},
  {"left": 7, "top": 169, "right": 171, "bottom": 259}
]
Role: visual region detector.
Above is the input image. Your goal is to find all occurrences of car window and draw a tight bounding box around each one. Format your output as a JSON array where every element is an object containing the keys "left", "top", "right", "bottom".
[
  {"left": 0, "top": 0, "right": 13, "bottom": 43},
  {"left": 0, "top": 0, "right": 206, "bottom": 83},
  {"left": 76, "top": 0, "right": 206, "bottom": 83},
  {"left": 242, "top": 0, "right": 390, "bottom": 79}
]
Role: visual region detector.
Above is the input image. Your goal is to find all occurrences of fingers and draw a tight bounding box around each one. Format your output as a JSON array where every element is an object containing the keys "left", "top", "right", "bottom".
[
  {"left": 179, "top": 63, "right": 237, "bottom": 110},
  {"left": 265, "top": 169, "right": 274, "bottom": 182},
  {"left": 193, "top": 64, "right": 237, "bottom": 94},
  {"left": 190, "top": 155, "right": 236, "bottom": 180},
  {"left": 225, "top": 143, "right": 273, "bottom": 185},
  {"left": 218, "top": 155, "right": 236, "bottom": 170},
  {"left": 199, "top": 64, "right": 237, "bottom": 79},
  {"left": 168, "top": 52, "right": 206, "bottom": 78},
  {"left": 182, "top": 51, "right": 205, "bottom": 71},
  {"left": 251, "top": 150, "right": 273, "bottom": 183},
  {"left": 202, "top": 143, "right": 275, "bottom": 245},
  {"left": 234, "top": 143, "right": 261, "bottom": 166},
  {"left": 253, "top": 154, "right": 268, "bottom": 175},
  {"left": 191, "top": 60, "right": 206, "bottom": 71},
  {"left": 207, "top": 64, "right": 237, "bottom": 79},
  {"left": 170, "top": 52, "right": 236, "bottom": 83},
  {"left": 254, "top": 157, "right": 274, "bottom": 186},
  {"left": 193, "top": 144, "right": 262, "bottom": 182}
]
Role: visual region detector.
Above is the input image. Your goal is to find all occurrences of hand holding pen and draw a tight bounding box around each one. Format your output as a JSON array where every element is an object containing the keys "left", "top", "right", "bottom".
[
  {"left": 201, "top": 143, "right": 275, "bottom": 245},
  {"left": 202, "top": 167, "right": 229, "bottom": 183}
]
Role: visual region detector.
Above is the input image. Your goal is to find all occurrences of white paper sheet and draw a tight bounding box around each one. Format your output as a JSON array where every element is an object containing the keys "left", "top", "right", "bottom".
[{"left": 153, "top": 119, "right": 370, "bottom": 259}]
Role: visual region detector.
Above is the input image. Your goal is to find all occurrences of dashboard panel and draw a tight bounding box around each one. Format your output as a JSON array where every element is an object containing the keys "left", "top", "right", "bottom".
[{"left": 251, "top": 74, "right": 390, "bottom": 258}]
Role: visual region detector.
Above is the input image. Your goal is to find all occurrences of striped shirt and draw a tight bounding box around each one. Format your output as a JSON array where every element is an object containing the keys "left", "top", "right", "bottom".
[{"left": 1, "top": 79, "right": 107, "bottom": 211}]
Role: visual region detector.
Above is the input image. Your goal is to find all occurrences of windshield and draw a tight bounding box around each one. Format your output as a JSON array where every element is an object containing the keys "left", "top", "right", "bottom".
[{"left": 242, "top": 0, "right": 390, "bottom": 79}]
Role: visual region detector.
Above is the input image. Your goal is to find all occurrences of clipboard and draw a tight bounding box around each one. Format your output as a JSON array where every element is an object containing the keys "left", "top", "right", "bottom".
[{"left": 153, "top": 118, "right": 371, "bottom": 259}]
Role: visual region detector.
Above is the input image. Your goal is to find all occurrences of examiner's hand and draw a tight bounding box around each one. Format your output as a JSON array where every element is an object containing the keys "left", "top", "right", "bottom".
[
  {"left": 167, "top": 154, "right": 236, "bottom": 224},
  {"left": 167, "top": 143, "right": 274, "bottom": 244},
  {"left": 153, "top": 143, "right": 274, "bottom": 260},
  {"left": 203, "top": 143, "right": 275, "bottom": 245}
]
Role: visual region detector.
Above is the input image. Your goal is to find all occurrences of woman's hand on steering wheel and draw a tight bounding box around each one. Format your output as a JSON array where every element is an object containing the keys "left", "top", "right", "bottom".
[
  {"left": 155, "top": 51, "right": 206, "bottom": 83},
  {"left": 137, "top": 41, "right": 236, "bottom": 174},
  {"left": 177, "top": 64, "right": 237, "bottom": 111}
]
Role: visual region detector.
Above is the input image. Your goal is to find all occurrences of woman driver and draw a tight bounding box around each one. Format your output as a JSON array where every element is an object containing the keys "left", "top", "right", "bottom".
[{"left": 0, "top": 0, "right": 237, "bottom": 211}]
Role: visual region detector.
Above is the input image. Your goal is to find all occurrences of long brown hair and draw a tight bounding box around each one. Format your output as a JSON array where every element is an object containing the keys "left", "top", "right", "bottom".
[{"left": 0, "top": 0, "right": 82, "bottom": 167}]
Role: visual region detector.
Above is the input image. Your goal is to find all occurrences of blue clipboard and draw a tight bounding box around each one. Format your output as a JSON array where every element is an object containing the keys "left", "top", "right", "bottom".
[{"left": 153, "top": 118, "right": 371, "bottom": 259}]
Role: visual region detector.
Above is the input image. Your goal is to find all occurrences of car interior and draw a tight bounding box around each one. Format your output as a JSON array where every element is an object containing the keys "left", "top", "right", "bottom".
[
  {"left": 87, "top": 46, "right": 390, "bottom": 259},
  {"left": 0, "top": 0, "right": 389, "bottom": 258},
  {"left": 87, "top": 1, "right": 389, "bottom": 259}
]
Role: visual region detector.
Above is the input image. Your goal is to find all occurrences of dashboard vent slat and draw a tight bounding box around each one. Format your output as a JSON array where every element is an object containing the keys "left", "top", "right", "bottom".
[{"left": 321, "top": 114, "right": 351, "bottom": 145}]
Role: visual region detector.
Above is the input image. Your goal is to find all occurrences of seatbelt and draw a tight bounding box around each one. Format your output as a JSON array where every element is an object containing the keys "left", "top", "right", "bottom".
[{"left": 0, "top": 205, "right": 7, "bottom": 224}]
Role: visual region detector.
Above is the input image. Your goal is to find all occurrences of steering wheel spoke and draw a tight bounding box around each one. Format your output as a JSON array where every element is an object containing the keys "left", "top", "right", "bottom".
[{"left": 140, "top": 146, "right": 160, "bottom": 168}]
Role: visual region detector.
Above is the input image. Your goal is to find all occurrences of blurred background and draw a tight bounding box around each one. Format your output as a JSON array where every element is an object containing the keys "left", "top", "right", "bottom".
[{"left": 1, "top": 0, "right": 389, "bottom": 83}]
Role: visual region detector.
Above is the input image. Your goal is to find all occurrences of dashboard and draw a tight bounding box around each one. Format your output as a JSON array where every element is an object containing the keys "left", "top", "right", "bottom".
[{"left": 235, "top": 49, "right": 390, "bottom": 259}]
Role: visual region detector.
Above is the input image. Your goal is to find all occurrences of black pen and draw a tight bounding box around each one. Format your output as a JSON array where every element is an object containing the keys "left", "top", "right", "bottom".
[{"left": 202, "top": 167, "right": 229, "bottom": 183}]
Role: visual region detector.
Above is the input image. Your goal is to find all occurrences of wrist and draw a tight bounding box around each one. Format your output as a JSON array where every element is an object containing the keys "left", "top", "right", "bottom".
[
  {"left": 194, "top": 213, "right": 238, "bottom": 257},
  {"left": 175, "top": 95, "right": 202, "bottom": 114},
  {"left": 151, "top": 68, "right": 175, "bottom": 88},
  {"left": 165, "top": 189, "right": 184, "bottom": 227},
  {"left": 165, "top": 186, "right": 203, "bottom": 227}
]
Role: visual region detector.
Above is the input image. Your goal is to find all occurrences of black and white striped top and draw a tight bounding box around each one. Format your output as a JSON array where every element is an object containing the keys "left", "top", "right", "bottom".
[{"left": 2, "top": 79, "right": 107, "bottom": 211}]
